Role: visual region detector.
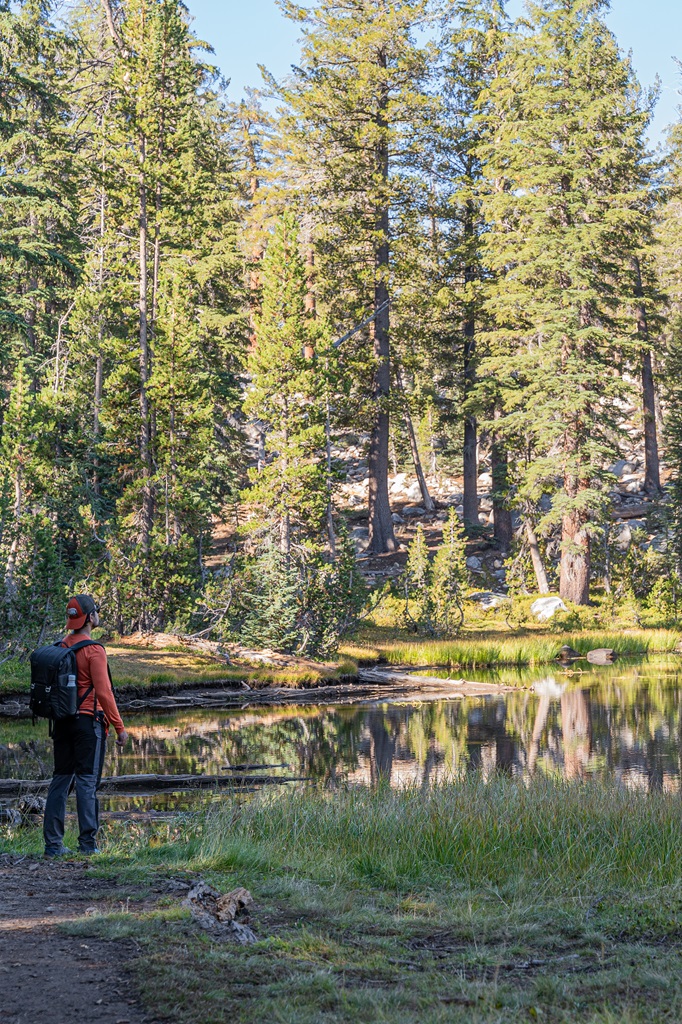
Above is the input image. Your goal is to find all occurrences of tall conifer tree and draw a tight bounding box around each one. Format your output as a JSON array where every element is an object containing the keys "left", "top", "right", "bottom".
[
  {"left": 244, "top": 212, "right": 329, "bottom": 553},
  {"left": 478, "top": 0, "right": 649, "bottom": 604},
  {"left": 276, "top": 0, "right": 433, "bottom": 554}
]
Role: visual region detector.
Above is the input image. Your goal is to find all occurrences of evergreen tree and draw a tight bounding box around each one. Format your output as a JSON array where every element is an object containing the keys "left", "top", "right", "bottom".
[
  {"left": 0, "top": 0, "right": 84, "bottom": 634},
  {"left": 437, "top": 0, "right": 508, "bottom": 535},
  {"left": 244, "top": 211, "right": 329, "bottom": 553},
  {"left": 658, "top": 120, "right": 682, "bottom": 574},
  {"left": 478, "top": 0, "right": 650, "bottom": 604},
  {"left": 277, "top": 0, "right": 434, "bottom": 554},
  {"left": 430, "top": 508, "right": 468, "bottom": 634},
  {"left": 71, "top": 0, "right": 245, "bottom": 630},
  {"left": 404, "top": 523, "right": 432, "bottom": 631}
]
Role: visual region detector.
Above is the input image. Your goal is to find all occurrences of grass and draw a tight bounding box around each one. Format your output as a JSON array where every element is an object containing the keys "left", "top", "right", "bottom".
[
  {"left": 345, "top": 628, "right": 682, "bottom": 670},
  {"left": 4, "top": 776, "right": 682, "bottom": 1021},
  {"left": 0, "top": 645, "right": 358, "bottom": 697}
]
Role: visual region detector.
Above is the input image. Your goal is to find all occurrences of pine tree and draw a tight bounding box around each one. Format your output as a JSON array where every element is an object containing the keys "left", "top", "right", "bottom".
[
  {"left": 430, "top": 508, "right": 468, "bottom": 634},
  {"left": 437, "top": 0, "right": 508, "bottom": 535},
  {"left": 71, "top": 0, "right": 245, "bottom": 630},
  {"left": 244, "top": 211, "right": 329, "bottom": 553},
  {"left": 478, "top": 0, "right": 650, "bottom": 604},
  {"left": 277, "top": 0, "right": 434, "bottom": 554},
  {"left": 404, "top": 523, "right": 433, "bottom": 631},
  {"left": 658, "top": 120, "right": 682, "bottom": 573},
  {"left": 0, "top": 0, "right": 84, "bottom": 635}
]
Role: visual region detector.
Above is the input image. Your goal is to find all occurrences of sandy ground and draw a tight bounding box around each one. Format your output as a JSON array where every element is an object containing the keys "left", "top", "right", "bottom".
[{"left": 0, "top": 854, "right": 159, "bottom": 1024}]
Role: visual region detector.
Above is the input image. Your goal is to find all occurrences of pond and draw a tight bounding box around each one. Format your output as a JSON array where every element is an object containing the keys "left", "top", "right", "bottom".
[{"left": 2, "top": 656, "right": 681, "bottom": 813}]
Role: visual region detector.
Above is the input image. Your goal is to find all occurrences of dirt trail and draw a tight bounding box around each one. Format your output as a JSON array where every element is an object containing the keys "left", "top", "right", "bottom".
[{"left": 0, "top": 854, "right": 157, "bottom": 1024}]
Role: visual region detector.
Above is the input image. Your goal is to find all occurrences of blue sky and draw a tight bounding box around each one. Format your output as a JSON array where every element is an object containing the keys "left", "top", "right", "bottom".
[{"left": 187, "top": 0, "right": 681, "bottom": 145}]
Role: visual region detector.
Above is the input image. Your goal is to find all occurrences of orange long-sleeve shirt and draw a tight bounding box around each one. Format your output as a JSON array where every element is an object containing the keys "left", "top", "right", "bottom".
[{"left": 62, "top": 633, "right": 125, "bottom": 735}]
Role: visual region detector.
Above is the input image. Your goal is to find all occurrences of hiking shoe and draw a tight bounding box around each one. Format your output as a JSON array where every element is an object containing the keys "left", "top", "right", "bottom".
[
  {"left": 44, "top": 846, "right": 73, "bottom": 859},
  {"left": 78, "top": 847, "right": 101, "bottom": 856}
]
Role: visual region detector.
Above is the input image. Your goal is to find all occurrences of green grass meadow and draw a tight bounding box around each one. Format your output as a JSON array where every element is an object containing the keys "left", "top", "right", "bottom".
[{"left": 5, "top": 776, "right": 682, "bottom": 1022}]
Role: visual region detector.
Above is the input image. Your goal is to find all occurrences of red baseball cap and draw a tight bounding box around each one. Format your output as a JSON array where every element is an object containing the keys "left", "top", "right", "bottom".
[{"left": 66, "top": 595, "right": 98, "bottom": 630}]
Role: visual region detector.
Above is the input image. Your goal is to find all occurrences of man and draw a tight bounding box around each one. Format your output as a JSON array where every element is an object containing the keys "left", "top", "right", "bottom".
[{"left": 43, "top": 595, "right": 128, "bottom": 858}]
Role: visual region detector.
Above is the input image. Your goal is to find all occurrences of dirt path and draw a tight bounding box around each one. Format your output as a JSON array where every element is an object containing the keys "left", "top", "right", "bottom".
[{"left": 0, "top": 854, "right": 158, "bottom": 1024}]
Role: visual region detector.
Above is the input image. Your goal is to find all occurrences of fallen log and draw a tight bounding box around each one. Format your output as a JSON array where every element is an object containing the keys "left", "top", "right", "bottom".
[
  {"left": 611, "top": 503, "right": 653, "bottom": 521},
  {"left": 0, "top": 771, "right": 307, "bottom": 797},
  {"left": 1, "top": 673, "right": 513, "bottom": 720},
  {"left": 357, "top": 669, "right": 514, "bottom": 697}
]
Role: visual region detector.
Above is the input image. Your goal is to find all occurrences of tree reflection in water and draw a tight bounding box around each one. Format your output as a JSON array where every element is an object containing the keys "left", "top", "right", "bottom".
[{"left": 4, "top": 658, "right": 682, "bottom": 805}]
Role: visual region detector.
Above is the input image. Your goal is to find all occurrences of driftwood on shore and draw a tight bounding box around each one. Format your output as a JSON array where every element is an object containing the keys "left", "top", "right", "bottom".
[{"left": 0, "top": 770, "right": 307, "bottom": 798}]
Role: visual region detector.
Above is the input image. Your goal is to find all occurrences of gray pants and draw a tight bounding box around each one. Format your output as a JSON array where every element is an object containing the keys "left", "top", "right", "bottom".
[{"left": 43, "top": 715, "right": 106, "bottom": 854}]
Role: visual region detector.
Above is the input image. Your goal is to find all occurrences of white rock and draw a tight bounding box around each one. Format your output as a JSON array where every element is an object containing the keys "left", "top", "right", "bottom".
[
  {"left": 455, "top": 505, "right": 464, "bottom": 515},
  {"left": 478, "top": 472, "right": 493, "bottom": 488},
  {"left": 614, "top": 524, "right": 632, "bottom": 551},
  {"left": 466, "top": 556, "right": 482, "bottom": 570},
  {"left": 406, "top": 482, "right": 422, "bottom": 500},
  {"left": 530, "top": 596, "right": 567, "bottom": 622}
]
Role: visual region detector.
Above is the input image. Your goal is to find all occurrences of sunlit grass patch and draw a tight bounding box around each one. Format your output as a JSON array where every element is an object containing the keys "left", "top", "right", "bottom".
[
  {"left": 0, "top": 644, "right": 358, "bottom": 696},
  {"left": 369, "top": 629, "right": 681, "bottom": 669}
]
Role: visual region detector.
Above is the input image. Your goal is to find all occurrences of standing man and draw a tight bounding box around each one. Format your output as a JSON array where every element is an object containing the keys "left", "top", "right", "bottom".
[{"left": 43, "top": 595, "right": 128, "bottom": 858}]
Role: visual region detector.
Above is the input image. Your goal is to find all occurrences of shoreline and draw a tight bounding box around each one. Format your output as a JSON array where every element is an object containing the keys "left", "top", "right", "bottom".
[{"left": 0, "top": 669, "right": 516, "bottom": 718}]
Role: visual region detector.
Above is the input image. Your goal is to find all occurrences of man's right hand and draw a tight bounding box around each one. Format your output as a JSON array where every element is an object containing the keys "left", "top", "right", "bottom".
[{"left": 115, "top": 729, "right": 129, "bottom": 747}]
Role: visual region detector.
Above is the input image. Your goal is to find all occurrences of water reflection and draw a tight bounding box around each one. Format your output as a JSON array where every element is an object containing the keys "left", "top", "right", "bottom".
[{"left": 2, "top": 657, "right": 682, "bottom": 808}]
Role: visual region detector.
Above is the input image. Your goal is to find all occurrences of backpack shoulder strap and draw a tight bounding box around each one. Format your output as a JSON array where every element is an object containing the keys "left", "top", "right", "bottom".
[
  {"left": 67, "top": 639, "right": 105, "bottom": 653},
  {"left": 65, "top": 639, "right": 106, "bottom": 714}
]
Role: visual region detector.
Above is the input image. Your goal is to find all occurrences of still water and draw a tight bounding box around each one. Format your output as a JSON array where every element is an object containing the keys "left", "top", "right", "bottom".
[{"left": 2, "top": 657, "right": 682, "bottom": 811}]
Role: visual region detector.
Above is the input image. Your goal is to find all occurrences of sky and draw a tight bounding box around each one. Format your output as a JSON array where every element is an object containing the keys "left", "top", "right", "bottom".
[{"left": 186, "top": 0, "right": 682, "bottom": 146}]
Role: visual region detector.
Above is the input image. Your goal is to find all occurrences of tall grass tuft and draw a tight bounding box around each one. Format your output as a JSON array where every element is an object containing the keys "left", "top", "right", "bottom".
[
  {"left": 380, "top": 629, "right": 681, "bottom": 668},
  {"left": 197, "top": 776, "right": 682, "bottom": 894}
]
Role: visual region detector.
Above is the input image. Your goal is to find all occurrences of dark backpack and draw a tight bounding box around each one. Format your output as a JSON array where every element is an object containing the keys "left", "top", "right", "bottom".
[{"left": 29, "top": 639, "right": 104, "bottom": 728}]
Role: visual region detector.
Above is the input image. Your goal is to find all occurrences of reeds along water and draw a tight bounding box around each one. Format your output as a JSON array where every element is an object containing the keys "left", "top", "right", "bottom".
[
  {"left": 381, "top": 630, "right": 681, "bottom": 668},
  {"left": 194, "top": 775, "right": 682, "bottom": 891}
]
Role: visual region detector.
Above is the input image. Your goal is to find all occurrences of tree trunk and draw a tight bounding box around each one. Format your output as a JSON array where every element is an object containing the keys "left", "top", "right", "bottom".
[
  {"left": 397, "top": 369, "right": 434, "bottom": 511},
  {"left": 100, "top": 0, "right": 124, "bottom": 50},
  {"left": 632, "top": 257, "right": 661, "bottom": 494},
  {"left": 367, "top": 50, "right": 397, "bottom": 555},
  {"left": 462, "top": 197, "right": 478, "bottom": 532},
  {"left": 280, "top": 421, "right": 291, "bottom": 558},
  {"left": 525, "top": 520, "right": 549, "bottom": 595},
  {"left": 641, "top": 349, "right": 661, "bottom": 493},
  {"left": 303, "top": 220, "right": 315, "bottom": 359},
  {"left": 4, "top": 468, "right": 22, "bottom": 613},
  {"left": 138, "top": 138, "right": 154, "bottom": 563},
  {"left": 325, "top": 394, "right": 337, "bottom": 557},
  {"left": 559, "top": 506, "right": 590, "bottom": 605},
  {"left": 241, "top": 108, "right": 265, "bottom": 347},
  {"left": 491, "top": 408, "right": 512, "bottom": 550}
]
